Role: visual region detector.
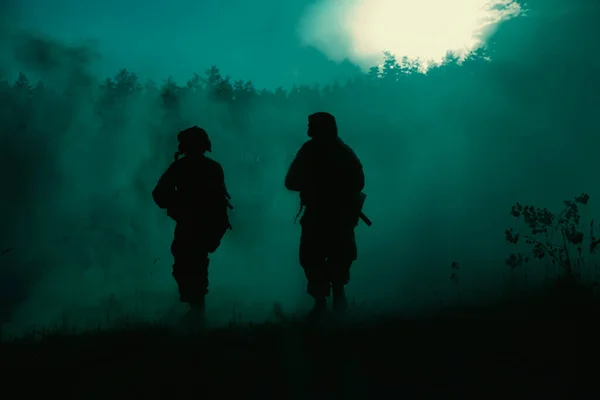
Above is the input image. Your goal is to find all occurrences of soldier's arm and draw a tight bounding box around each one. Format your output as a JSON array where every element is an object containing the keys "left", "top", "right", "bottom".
[
  {"left": 285, "top": 143, "right": 310, "bottom": 192},
  {"left": 348, "top": 148, "right": 365, "bottom": 193},
  {"left": 217, "top": 163, "right": 229, "bottom": 197},
  {"left": 355, "top": 157, "right": 365, "bottom": 192},
  {"left": 152, "top": 163, "right": 177, "bottom": 209}
]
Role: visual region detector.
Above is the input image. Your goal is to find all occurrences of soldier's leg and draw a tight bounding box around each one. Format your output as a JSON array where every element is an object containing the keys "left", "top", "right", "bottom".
[
  {"left": 299, "top": 226, "right": 330, "bottom": 304},
  {"left": 326, "top": 259, "right": 352, "bottom": 311},
  {"left": 326, "top": 228, "right": 357, "bottom": 312},
  {"left": 171, "top": 238, "right": 210, "bottom": 308}
]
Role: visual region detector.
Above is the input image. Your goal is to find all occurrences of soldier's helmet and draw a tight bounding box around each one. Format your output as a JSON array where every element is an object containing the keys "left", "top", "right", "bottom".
[
  {"left": 308, "top": 112, "right": 338, "bottom": 139},
  {"left": 177, "top": 126, "right": 212, "bottom": 154}
]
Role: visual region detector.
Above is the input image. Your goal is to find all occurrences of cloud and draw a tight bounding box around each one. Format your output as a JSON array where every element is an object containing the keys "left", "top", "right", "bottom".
[{"left": 298, "top": 0, "right": 523, "bottom": 70}]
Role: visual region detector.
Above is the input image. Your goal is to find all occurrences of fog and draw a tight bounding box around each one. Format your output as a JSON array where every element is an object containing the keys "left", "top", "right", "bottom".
[{"left": 0, "top": 0, "right": 599, "bottom": 336}]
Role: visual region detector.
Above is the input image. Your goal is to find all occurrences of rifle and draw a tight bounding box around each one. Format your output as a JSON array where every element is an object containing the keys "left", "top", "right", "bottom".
[
  {"left": 360, "top": 212, "right": 372, "bottom": 226},
  {"left": 225, "top": 191, "right": 234, "bottom": 210},
  {"left": 358, "top": 192, "right": 372, "bottom": 227},
  {"left": 294, "top": 192, "right": 372, "bottom": 227}
]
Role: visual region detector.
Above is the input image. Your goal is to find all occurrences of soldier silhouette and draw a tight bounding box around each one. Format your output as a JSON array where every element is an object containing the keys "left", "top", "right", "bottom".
[
  {"left": 285, "top": 112, "right": 369, "bottom": 316},
  {"left": 152, "top": 126, "right": 232, "bottom": 320}
]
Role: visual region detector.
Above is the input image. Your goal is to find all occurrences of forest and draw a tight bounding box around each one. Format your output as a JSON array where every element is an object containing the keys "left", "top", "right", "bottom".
[
  {"left": 0, "top": 0, "right": 598, "bottom": 395},
  {"left": 1, "top": 22, "right": 599, "bottom": 331}
]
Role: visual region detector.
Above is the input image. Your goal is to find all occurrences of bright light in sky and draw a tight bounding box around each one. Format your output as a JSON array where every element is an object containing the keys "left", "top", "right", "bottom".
[{"left": 298, "top": 0, "right": 523, "bottom": 71}]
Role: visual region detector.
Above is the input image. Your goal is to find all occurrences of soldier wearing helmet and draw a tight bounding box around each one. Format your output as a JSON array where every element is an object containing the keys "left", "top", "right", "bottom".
[
  {"left": 152, "top": 126, "right": 231, "bottom": 320},
  {"left": 285, "top": 112, "right": 367, "bottom": 316},
  {"left": 175, "top": 125, "right": 212, "bottom": 158}
]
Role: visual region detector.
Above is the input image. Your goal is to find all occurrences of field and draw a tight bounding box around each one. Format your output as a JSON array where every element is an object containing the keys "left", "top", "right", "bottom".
[{"left": 1, "top": 286, "right": 590, "bottom": 398}]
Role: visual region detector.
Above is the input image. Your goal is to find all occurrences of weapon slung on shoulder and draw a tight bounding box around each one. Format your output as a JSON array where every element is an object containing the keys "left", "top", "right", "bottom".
[
  {"left": 225, "top": 191, "right": 234, "bottom": 210},
  {"left": 358, "top": 192, "right": 372, "bottom": 227}
]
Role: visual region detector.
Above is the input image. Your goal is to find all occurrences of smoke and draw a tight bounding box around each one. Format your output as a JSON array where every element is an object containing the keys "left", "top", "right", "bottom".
[
  {"left": 0, "top": 27, "right": 312, "bottom": 334},
  {"left": 0, "top": 33, "right": 166, "bottom": 331},
  {"left": 0, "top": 0, "right": 599, "bottom": 337},
  {"left": 0, "top": 0, "right": 18, "bottom": 74}
]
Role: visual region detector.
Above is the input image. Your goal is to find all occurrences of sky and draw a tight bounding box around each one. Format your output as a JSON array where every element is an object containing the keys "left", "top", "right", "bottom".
[
  {"left": 6, "top": 0, "right": 361, "bottom": 88},
  {"left": 0, "top": 0, "right": 599, "bottom": 336},
  {"left": 5, "top": 0, "right": 524, "bottom": 88}
]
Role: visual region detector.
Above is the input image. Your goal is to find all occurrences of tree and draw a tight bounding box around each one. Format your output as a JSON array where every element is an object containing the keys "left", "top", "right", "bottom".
[
  {"left": 202, "top": 66, "right": 233, "bottom": 102},
  {"left": 12, "top": 72, "right": 32, "bottom": 101},
  {"left": 381, "top": 51, "right": 401, "bottom": 82},
  {"left": 367, "top": 66, "right": 380, "bottom": 81},
  {"left": 161, "top": 77, "right": 181, "bottom": 111},
  {"left": 113, "top": 69, "right": 142, "bottom": 98},
  {"left": 186, "top": 73, "right": 202, "bottom": 94},
  {"left": 400, "top": 56, "right": 420, "bottom": 74}
]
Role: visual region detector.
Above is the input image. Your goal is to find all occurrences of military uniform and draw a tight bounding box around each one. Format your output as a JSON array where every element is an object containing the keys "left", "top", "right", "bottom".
[
  {"left": 152, "top": 127, "right": 230, "bottom": 311},
  {"left": 285, "top": 113, "right": 365, "bottom": 312}
]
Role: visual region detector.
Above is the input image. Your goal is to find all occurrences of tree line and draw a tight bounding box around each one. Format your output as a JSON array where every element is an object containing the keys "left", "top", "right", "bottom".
[{"left": 0, "top": 49, "right": 490, "bottom": 138}]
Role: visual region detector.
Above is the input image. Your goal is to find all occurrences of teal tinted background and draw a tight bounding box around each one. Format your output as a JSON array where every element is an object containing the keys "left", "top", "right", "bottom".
[{"left": 0, "top": 0, "right": 598, "bottom": 335}]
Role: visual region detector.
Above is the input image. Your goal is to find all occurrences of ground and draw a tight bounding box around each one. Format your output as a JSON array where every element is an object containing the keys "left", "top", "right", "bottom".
[{"left": 0, "top": 290, "right": 591, "bottom": 398}]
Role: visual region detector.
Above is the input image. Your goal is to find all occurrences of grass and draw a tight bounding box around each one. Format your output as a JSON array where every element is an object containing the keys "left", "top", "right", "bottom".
[
  {"left": 0, "top": 284, "right": 591, "bottom": 398},
  {"left": 1, "top": 193, "right": 596, "bottom": 397}
]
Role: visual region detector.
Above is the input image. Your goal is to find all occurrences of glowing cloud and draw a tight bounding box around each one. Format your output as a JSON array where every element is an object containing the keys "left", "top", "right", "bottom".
[{"left": 298, "top": 0, "right": 523, "bottom": 71}]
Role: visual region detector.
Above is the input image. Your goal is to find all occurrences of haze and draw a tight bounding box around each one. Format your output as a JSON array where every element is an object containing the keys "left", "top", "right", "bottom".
[{"left": 0, "top": 0, "right": 598, "bottom": 336}]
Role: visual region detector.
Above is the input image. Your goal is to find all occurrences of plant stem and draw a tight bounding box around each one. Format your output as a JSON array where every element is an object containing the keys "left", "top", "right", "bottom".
[{"left": 561, "top": 228, "right": 572, "bottom": 274}]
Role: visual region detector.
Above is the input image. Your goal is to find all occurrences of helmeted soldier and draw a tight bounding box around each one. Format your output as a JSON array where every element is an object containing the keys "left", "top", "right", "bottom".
[
  {"left": 152, "top": 126, "right": 232, "bottom": 318},
  {"left": 285, "top": 112, "right": 368, "bottom": 315}
]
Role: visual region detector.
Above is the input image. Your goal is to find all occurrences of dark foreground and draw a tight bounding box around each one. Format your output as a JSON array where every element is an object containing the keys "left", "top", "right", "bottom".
[{"left": 0, "top": 292, "right": 594, "bottom": 399}]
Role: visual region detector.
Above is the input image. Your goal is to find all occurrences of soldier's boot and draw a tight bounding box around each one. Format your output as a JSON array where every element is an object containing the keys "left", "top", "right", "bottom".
[
  {"left": 182, "top": 296, "right": 206, "bottom": 328},
  {"left": 332, "top": 284, "right": 348, "bottom": 313},
  {"left": 307, "top": 297, "right": 328, "bottom": 321}
]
